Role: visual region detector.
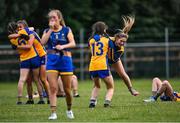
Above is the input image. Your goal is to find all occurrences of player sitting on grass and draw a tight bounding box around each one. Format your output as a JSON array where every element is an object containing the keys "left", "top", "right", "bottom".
[{"left": 144, "top": 77, "right": 180, "bottom": 102}]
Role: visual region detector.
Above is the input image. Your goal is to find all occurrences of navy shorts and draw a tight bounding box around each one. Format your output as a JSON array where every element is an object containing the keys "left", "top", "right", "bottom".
[
  {"left": 40, "top": 55, "right": 46, "bottom": 65},
  {"left": 46, "top": 54, "right": 73, "bottom": 75},
  {"left": 20, "top": 56, "right": 41, "bottom": 69},
  {"left": 90, "top": 70, "right": 110, "bottom": 79}
]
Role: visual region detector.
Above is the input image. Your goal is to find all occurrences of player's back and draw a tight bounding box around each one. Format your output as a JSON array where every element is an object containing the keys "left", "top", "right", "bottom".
[
  {"left": 31, "top": 30, "right": 46, "bottom": 57},
  {"left": 89, "top": 34, "right": 112, "bottom": 71},
  {"left": 10, "top": 38, "right": 37, "bottom": 61},
  {"left": 19, "top": 28, "right": 46, "bottom": 57}
]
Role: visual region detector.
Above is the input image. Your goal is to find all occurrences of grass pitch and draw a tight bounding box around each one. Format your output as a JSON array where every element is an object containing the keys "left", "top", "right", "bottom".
[{"left": 0, "top": 78, "right": 180, "bottom": 122}]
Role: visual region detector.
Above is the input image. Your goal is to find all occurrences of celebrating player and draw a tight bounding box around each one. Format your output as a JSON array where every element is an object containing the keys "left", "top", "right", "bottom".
[
  {"left": 144, "top": 77, "right": 180, "bottom": 102},
  {"left": 41, "top": 9, "right": 76, "bottom": 120},
  {"left": 88, "top": 21, "right": 115, "bottom": 108},
  {"left": 108, "top": 16, "right": 139, "bottom": 96},
  {"left": 16, "top": 20, "right": 50, "bottom": 104},
  {"left": 7, "top": 22, "right": 41, "bottom": 104}
]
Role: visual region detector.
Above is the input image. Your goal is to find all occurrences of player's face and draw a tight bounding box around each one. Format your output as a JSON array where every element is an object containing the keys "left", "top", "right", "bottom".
[
  {"left": 18, "top": 23, "right": 25, "bottom": 31},
  {"left": 48, "top": 12, "right": 60, "bottom": 26}
]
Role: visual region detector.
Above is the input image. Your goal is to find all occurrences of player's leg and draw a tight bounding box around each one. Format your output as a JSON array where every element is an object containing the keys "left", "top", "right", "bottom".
[
  {"left": 154, "top": 80, "right": 175, "bottom": 101},
  {"left": 152, "top": 77, "right": 162, "bottom": 96},
  {"left": 89, "top": 77, "right": 101, "bottom": 108},
  {"left": 47, "top": 71, "right": 59, "bottom": 118},
  {"left": 57, "top": 76, "right": 65, "bottom": 97},
  {"left": 32, "top": 67, "right": 45, "bottom": 104},
  {"left": 40, "top": 64, "right": 50, "bottom": 103},
  {"left": 17, "top": 68, "right": 30, "bottom": 104},
  {"left": 103, "top": 75, "right": 114, "bottom": 107},
  {"left": 71, "top": 75, "right": 80, "bottom": 97},
  {"left": 26, "top": 73, "right": 34, "bottom": 104},
  {"left": 112, "top": 60, "right": 139, "bottom": 96},
  {"left": 61, "top": 75, "right": 74, "bottom": 119}
]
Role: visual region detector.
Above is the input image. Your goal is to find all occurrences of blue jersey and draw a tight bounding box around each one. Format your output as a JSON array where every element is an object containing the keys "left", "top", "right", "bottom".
[{"left": 45, "top": 27, "right": 70, "bottom": 51}]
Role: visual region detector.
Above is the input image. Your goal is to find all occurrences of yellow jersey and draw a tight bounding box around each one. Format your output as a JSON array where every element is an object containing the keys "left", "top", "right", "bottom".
[
  {"left": 89, "top": 35, "right": 114, "bottom": 71},
  {"left": 10, "top": 38, "right": 37, "bottom": 61},
  {"left": 18, "top": 28, "right": 46, "bottom": 57}
]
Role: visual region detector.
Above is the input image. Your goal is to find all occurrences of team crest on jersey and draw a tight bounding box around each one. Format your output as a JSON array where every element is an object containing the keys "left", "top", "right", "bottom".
[
  {"left": 55, "top": 34, "right": 59, "bottom": 39},
  {"left": 61, "top": 33, "right": 66, "bottom": 41}
]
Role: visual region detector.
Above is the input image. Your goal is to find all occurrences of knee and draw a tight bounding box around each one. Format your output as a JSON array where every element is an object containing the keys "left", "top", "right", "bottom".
[
  {"left": 152, "top": 77, "right": 159, "bottom": 83},
  {"left": 72, "top": 75, "right": 77, "bottom": 80},
  {"left": 64, "top": 88, "right": 71, "bottom": 96},
  {"left": 107, "top": 83, "right": 114, "bottom": 89},
  {"left": 94, "top": 84, "right": 101, "bottom": 89},
  {"left": 162, "top": 80, "right": 169, "bottom": 86},
  {"left": 19, "top": 78, "right": 26, "bottom": 84},
  {"left": 50, "top": 86, "right": 57, "bottom": 94}
]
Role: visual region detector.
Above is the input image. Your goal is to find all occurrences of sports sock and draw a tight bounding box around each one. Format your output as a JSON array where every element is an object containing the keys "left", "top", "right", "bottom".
[
  {"left": 154, "top": 93, "right": 161, "bottom": 100},
  {"left": 17, "top": 96, "right": 22, "bottom": 102},
  {"left": 51, "top": 106, "right": 57, "bottom": 113}
]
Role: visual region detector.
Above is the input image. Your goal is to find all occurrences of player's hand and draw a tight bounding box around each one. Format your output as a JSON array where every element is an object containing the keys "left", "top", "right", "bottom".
[
  {"left": 55, "top": 44, "right": 64, "bottom": 50},
  {"left": 49, "top": 20, "right": 55, "bottom": 29},
  {"left": 20, "top": 34, "right": 30, "bottom": 40},
  {"left": 11, "top": 44, "right": 17, "bottom": 50}
]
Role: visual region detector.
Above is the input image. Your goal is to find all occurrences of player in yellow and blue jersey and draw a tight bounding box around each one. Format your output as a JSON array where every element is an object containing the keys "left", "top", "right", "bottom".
[
  {"left": 16, "top": 20, "right": 50, "bottom": 104},
  {"left": 7, "top": 21, "right": 41, "bottom": 105},
  {"left": 108, "top": 16, "right": 139, "bottom": 96},
  {"left": 41, "top": 9, "right": 76, "bottom": 120},
  {"left": 88, "top": 21, "right": 115, "bottom": 108},
  {"left": 144, "top": 77, "right": 180, "bottom": 102},
  {"left": 8, "top": 20, "right": 49, "bottom": 104}
]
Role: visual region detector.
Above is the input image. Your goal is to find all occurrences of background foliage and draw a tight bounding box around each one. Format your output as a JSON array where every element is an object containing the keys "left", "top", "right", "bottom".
[{"left": 1, "top": 0, "right": 180, "bottom": 44}]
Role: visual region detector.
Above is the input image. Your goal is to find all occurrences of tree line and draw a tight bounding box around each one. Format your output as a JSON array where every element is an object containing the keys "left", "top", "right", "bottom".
[{"left": 1, "top": 0, "right": 180, "bottom": 44}]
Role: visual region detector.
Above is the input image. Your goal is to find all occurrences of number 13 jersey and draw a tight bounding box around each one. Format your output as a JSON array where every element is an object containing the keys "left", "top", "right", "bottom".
[{"left": 89, "top": 34, "right": 114, "bottom": 71}]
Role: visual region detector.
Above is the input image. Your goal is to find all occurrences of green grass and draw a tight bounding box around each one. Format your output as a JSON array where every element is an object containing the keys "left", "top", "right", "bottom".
[{"left": 0, "top": 78, "right": 180, "bottom": 122}]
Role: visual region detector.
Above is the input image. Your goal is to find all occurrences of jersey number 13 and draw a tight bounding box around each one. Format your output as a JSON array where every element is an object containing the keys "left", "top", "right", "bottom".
[{"left": 91, "top": 42, "right": 104, "bottom": 56}]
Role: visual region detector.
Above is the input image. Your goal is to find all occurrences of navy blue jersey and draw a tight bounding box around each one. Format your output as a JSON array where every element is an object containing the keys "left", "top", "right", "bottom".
[{"left": 45, "top": 27, "right": 70, "bottom": 51}]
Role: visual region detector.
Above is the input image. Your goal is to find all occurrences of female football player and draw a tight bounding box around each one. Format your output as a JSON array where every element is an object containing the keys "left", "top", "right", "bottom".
[
  {"left": 88, "top": 21, "right": 115, "bottom": 108},
  {"left": 7, "top": 22, "right": 41, "bottom": 105},
  {"left": 144, "top": 77, "right": 180, "bottom": 102},
  {"left": 41, "top": 9, "right": 76, "bottom": 120},
  {"left": 109, "top": 16, "right": 139, "bottom": 96},
  {"left": 17, "top": 20, "right": 50, "bottom": 104}
]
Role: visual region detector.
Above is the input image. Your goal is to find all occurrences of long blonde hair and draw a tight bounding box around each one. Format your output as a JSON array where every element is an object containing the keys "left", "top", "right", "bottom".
[
  {"left": 121, "top": 15, "right": 135, "bottom": 34},
  {"left": 48, "top": 9, "right": 66, "bottom": 26}
]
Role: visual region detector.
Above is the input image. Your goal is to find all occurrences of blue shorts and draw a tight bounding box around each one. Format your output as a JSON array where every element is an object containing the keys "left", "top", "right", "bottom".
[
  {"left": 20, "top": 56, "right": 41, "bottom": 69},
  {"left": 46, "top": 54, "right": 73, "bottom": 75},
  {"left": 160, "top": 95, "right": 172, "bottom": 101},
  {"left": 90, "top": 70, "right": 110, "bottom": 79},
  {"left": 40, "top": 55, "right": 46, "bottom": 65}
]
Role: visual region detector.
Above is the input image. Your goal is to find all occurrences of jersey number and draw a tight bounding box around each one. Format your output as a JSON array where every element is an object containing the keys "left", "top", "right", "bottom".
[
  {"left": 18, "top": 39, "right": 26, "bottom": 45},
  {"left": 91, "top": 42, "right": 104, "bottom": 56}
]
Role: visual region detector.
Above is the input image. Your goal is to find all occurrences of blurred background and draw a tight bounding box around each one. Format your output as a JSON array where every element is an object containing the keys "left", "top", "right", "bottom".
[{"left": 0, "top": 0, "right": 180, "bottom": 81}]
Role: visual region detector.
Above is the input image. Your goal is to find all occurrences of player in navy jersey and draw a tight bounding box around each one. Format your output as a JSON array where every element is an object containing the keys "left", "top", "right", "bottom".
[
  {"left": 108, "top": 16, "right": 139, "bottom": 96},
  {"left": 41, "top": 9, "right": 76, "bottom": 120}
]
